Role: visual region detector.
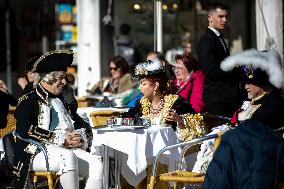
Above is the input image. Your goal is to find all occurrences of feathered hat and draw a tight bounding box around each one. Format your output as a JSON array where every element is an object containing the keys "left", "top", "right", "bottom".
[
  {"left": 134, "top": 59, "right": 167, "bottom": 79},
  {"left": 31, "top": 50, "right": 74, "bottom": 73},
  {"left": 220, "top": 49, "right": 284, "bottom": 89}
]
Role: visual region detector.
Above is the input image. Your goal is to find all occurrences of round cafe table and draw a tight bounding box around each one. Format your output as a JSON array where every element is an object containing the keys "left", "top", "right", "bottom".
[{"left": 91, "top": 125, "right": 180, "bottom": 188}]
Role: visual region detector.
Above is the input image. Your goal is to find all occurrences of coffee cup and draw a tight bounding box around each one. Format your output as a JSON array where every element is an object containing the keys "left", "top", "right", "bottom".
[
  {"left": 123, "top": 118, "right": 134, "bottom": 126},
  {"left": 140, "top": 117, "right": 151, "bottom": 126},
  {"left": 114, "top": 98, "right": 124, "bottom": 107},
  {"left": 113, "top": 117, "right": 123, "bottom": 125}
]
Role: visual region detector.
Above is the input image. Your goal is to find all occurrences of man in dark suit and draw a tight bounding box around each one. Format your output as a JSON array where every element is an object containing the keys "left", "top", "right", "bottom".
[{"left": 197, "top": 2, "right": 240, "bottom": 117}]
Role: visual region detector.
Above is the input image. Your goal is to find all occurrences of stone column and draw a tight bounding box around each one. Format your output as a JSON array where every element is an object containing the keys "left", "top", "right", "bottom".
[
  {"left": 77, "top": 0, "right": 101, "bottom": 96},
  {"left": 256, "top": 0, "right": 283, "bottom": 59}
]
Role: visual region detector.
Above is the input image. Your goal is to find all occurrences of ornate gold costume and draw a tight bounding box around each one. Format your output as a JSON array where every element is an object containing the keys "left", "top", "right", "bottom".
[
  {"left": 140, "top": 94, "right": 178, "bottom": 125},
  {"left": 140, "top": 94, "right": 205, "bottom": 140}
]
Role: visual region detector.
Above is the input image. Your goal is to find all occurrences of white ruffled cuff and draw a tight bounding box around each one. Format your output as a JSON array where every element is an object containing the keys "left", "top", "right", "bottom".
[
  {"left": 52, "top": 130, "right": 67, "bottom": 146},
  {"left": 73, "top": 128, "right": 88, "bottom": 150},
  {"left": 50, "top": 129, "right": 90, "bottom": 150}
]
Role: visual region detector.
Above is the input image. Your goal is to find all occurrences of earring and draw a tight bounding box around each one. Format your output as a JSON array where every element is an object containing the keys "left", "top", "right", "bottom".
[{"left": 153, "top": 89, "right": 156, "bottom": 96}]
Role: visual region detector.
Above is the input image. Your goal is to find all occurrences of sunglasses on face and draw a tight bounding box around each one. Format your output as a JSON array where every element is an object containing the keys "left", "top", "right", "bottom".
[{"left": 109, "top": 67, "right": 119, "bottom": 71}]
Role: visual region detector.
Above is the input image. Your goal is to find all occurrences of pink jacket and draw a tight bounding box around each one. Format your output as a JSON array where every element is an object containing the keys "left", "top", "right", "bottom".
[{"left": 174, "top": 70, "right": 205, "bottom": 113}]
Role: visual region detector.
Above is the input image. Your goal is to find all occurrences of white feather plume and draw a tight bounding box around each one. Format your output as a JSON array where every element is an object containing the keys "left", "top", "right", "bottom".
[
  {"left": 135, "top": 59, "right": 164, "bottom": 76},
  {"left": 220, "top": 49, "right": 284, "bottom": 89}
]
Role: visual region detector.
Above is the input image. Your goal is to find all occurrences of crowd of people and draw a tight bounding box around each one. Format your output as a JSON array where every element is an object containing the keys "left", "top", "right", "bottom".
[{"left": 0, "top": 1, "right": 284, "bottom": 189}]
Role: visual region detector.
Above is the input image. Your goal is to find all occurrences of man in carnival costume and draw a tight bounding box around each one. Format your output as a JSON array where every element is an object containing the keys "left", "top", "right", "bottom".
[
  {"left": 203, "top": 49, "right": 284, "bottom": 189},
  {"left": 12, "top": 50, "right": 103, "bottom": 189}
]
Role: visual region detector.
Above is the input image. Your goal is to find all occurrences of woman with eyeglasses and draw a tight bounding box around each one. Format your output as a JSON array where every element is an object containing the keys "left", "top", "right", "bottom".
[
  {"left": 173, "top": 54, "right": 205, "bottom": 113},
  {"left": 87, "top": 56, "right": 135, "bottom": 97}
]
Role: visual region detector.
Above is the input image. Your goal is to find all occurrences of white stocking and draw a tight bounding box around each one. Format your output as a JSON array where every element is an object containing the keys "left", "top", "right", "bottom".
[
  {"left": 84, "top": 179, "right": 102, "bottom": 189},
  {"left": 72, "top": 149, "right": 103, "bottom": 189},
  {"left": 59, "top": 170, "right": 79, "bottom": 189}
]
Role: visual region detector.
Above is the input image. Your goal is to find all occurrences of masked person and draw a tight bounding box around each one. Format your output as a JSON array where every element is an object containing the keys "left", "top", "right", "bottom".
[
  {"left": 203, "top": 49, "right": 284, "bottom": 189},
  {"left": 12, "top": 50, "right": 103, "bottom": 189}
]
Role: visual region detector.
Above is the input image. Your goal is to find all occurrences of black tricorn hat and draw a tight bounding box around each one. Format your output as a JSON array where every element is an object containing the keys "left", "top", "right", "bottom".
[
  {"left": 25, "top": 55, "right": 41, "bottom": 71},
  {"left": 239, "top": 65, "right": 270, "bottom": 87},
  {"left": 31, "top": 50, "right": 74, "bottom": 73}
]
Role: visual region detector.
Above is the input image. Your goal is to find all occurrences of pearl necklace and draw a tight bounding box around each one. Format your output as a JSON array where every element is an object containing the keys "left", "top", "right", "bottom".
[{"left": 150, "top": 98, "right": 164, "bottom": 114}]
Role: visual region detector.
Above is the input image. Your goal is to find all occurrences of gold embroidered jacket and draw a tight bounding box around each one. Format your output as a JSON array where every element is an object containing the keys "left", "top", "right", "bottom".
[
  {"left": 122, "top": 94, "right": 195, "bottom": 131},
  {"left": 12, "top": 85, "right": 91, "bottom": 189}
]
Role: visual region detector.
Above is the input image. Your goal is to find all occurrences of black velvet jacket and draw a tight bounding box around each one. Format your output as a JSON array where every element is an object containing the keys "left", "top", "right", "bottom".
[
  {"left": 249, "top": 90, "right": 284, "bottom": 130},
  {"left": 11, "top": 84, "right": 90, "bottom": 189},
  {"left": 203, "top": 120, "right": 284, "bottom": 189},
  {"left": 197, "top": 28, "right": 240, "bottom": 108}
]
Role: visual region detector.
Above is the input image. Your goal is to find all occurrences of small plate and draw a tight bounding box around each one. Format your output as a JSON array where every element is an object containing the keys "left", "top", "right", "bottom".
[
  {"left": 150, "top": 124, "right": 172, "bottom": 127},
  {"left": 97, "top": 125, "right": 145, "bottom": 131},
  {"left": 113, "top": 106, "right": 129, "bottom": 108}
]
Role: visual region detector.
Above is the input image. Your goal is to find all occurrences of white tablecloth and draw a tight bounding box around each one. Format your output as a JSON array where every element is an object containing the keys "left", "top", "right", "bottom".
[
  {"left": 91, "top": 126, "right": 180, "bottom": 186},
  {"left": 77, "top": 107, "right": 129, "bottom": 127}
]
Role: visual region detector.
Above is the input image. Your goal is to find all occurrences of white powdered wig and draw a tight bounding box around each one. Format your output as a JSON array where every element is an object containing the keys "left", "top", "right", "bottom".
[{"left": 220, "top": 49, "right": 284, "bottom": 89}]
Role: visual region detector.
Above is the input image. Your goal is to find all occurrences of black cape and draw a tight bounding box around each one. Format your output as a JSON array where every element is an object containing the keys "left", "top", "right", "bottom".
[{"left": 203, "top": 119, "right": 284, "bottom": 189}]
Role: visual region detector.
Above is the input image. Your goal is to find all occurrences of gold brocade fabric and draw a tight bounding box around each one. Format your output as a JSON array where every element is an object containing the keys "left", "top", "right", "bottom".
[
  {"left": 140, "top": 94, "right": 179, "bottom": 125},
  {"left": 176, "top": 113, "right": 206, "bottom": 141},
  {"left": 140, "top": 95, "right": 206, "bottom": 141}
]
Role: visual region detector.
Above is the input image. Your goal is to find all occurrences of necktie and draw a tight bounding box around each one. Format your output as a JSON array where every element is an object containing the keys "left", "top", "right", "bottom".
[{"left": 218, "top": 34, "right": 228, "bottom": 53}]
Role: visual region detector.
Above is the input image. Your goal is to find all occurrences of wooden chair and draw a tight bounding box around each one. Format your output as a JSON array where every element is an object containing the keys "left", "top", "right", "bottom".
[
  {"left": 90, "top": 110, "right": 116, "bottom": 127},
  {"left": 30, "top": 171, "right": 60, "bottom": 189},
  {"left": 76, "top": 96, "right": 100, "bottom": 107},
  {"left": 76, "top": 96, "right": 88, "bottom": 108},
  {"left": 0, "top": 107, "right": 16, "bottom": 138},
  {"left": 148, "top": 133, "right": 222, "bottom": 189}
]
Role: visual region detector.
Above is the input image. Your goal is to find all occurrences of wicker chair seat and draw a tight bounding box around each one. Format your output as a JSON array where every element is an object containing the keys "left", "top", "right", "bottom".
[
  {"left": 148, "top": 133, "right": 222, "bottom": 189},
  {"left": 158, "top": 170, "right": 205, "bottom": 183}
]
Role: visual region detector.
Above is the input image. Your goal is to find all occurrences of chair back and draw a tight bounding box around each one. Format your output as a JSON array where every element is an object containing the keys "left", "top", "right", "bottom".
[
  {"left": 76, "top": 96, "right": 100, "bottom": 107},
  {"left": 148, "top": 134, "right": 222, "bottom": 189},
  {"left": 212, "top": 132, "right": 223, "bottom": 151},
  {"left": 90, "top": 110, "right": 115, "bottom": 127},
  {"left": 77, "top": 96, "right": 88, "bottom": 107},
  {"left": 0, "top": 108, "right": 16, "bottom": 138}
]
